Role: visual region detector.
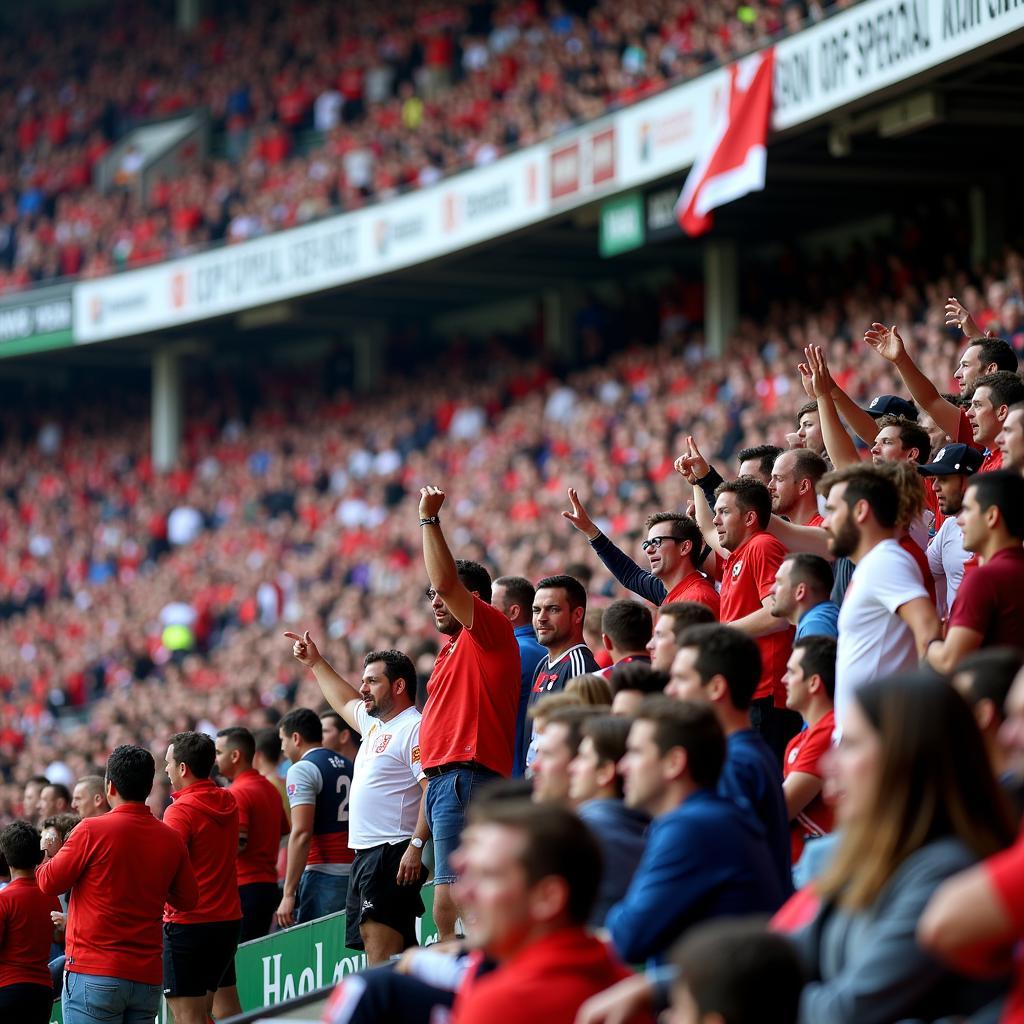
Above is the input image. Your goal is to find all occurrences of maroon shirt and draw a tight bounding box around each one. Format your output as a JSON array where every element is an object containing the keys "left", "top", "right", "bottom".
[
  {"left": 949, "top": 546, "right": 1024, "bottom": 645},
  {"left": 232, "top": 768, "right": 290, "bottom": 886}
]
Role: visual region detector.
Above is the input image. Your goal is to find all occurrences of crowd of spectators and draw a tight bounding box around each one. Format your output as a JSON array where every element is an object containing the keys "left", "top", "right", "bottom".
[{"left": 1, "top": 0, "right": 857, "bottom": 291}]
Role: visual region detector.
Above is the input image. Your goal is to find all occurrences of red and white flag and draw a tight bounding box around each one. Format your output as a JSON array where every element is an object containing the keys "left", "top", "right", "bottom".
[{"left": 676, "top": 48, "right": 775, "bottom": 237}]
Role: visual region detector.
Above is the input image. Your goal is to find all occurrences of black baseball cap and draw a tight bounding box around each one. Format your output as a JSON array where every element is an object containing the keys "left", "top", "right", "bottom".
[
  {"left": 917, "top": 443, "right": 984, "bottom": 477},
  {"left": 862, "top": 395, "right": 918, "bottom": 420}
]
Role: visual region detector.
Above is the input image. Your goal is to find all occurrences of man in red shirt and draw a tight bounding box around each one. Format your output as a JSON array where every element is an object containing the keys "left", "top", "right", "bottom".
[
  {"left": 768, "top": 449, "right": 827, "bottom": 527},
  {"left": 212, "top": 726, "right": 290, "bottom": 1019},
  {"left": 562, "top": 491, "right": 719, "bottom": 616},
  {"left": 996, "top": 402, "right": 1024, "bottom": 474},
  {"left": 927, "top": 471, "right": 1024, "bottom": 674},
  {"left": 418, "top": 485, "right": 520, "bottom": 940},
  {"left": 448, "top": 801, "right": 650, "bottom": 1024},
  {"left": 162, "top": 732, "right": 242, "bottom": 1024},
  {"left": 689, "top": 472, "right": 796, "bottom": 759},
  {"left": 37, "top": 744, "right": 198, "bottom": 1024},
  {"left": 0, "top": 821, "right": 60, "bottom": 1023},
  {"left": 595, "top": 599, "right": 652, "bottom": 680},
  {"left": 966, "top": 372, "right": 1024, "bottom": 473},
  {"left": 780, "top": 636, "right": 836, "bottom": 866}
]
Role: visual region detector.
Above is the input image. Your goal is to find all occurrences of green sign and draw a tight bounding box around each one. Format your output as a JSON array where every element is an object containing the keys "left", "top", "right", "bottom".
[
  {"left": 47, "top": 888, "right": 438, "bottom": 1022},
  {"left": 0, "top": 283, "right": 73, "bottom": 359},
  {"left": 599, "top": 193, "right": 644, "bottom": 257},
  {"left": 237, "top": 887, "right": 439, "bottom": 1012}
]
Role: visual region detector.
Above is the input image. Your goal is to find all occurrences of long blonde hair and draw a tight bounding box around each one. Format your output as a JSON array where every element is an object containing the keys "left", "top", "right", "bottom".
[{"left": 817, "top": 672, "right": 1014, "bottom": 911}]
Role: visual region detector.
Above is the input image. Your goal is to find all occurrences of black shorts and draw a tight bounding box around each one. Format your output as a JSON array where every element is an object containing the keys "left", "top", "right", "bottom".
[
  {"left": 163, "top": 919, "right": 241, "bottom": 997},
  {"left": 239, "top": 881, "right": 280, "bottom": 944},
  {"left": 0, "top": 983, "right": 52, "bottom": 1024},
  {"left": 345, "top": 840, "right": 426, "bottom": 950}
]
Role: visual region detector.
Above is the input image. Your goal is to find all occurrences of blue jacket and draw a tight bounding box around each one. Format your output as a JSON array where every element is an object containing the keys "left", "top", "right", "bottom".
[
  {"left": 606, "top": 789, "right": 785, "bottom": 965},
  {"left": 512, "top": 625, "right": 547, "bottom": 777},
  {"left": 720, "top": 729, "right": 793, "bottom": 896},
  {"left": 578, "top": 798, "right": 649, "bottom": 926}
]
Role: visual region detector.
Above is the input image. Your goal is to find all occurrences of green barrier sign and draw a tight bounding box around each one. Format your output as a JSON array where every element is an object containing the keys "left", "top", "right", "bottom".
[
  {"left": 599, "top": 192, "right": 644, "bottom": 258},
  {"left": 48, "top": 887, "right": 438, "bottom": 1021}
]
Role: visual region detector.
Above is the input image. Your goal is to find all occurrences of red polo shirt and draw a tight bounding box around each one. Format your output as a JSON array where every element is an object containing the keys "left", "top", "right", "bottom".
[
  {"left": 163, "top": 779, "right": 241, "bottom": 924},
  {"left": 719, "top": 531, "right": 794, "bottom": 702},
  {"left": 0, "top": 876, "right": 61, "bottom": 987},
  {"left": 949, "top": 546, "right": 1024, "bottom": 647},
  {"left": 783, "top": 710, "right": 835, "bottom": 863},
  {"left": 232, "top": 768, "right": 291, "bottom": 886},
  {"left": 664, "top": 570, "right": 720, "bottom": 618},
  {"left": 420, "top": 596, "right": 520, "bottom": 775},
  {"left": 37, "top": 802, "right": 198, "bottom": 985}
]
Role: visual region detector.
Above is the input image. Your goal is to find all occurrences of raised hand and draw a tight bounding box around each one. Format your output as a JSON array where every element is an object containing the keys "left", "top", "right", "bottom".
[
  {"left": 676, "top": 435, "right": 710, "bottom": 482},
  {"left": 804, "top": 345, "right": 836, "bottom": 399},
  {"left": 561, "top": 487, "right": 600, "bottom": 540},
  {"left": 283, "top": 630, "right": 322, "bottom": 669},
  {"left": 944, "top": 296, "right": 983, "bottom": 341},
  {"left": 419, "top": 485, "right": 446, "bottom": 519},
  {"left": 863, "top": 322, "right": 906, "bottom": 363},
  {"left": 797, "top": 361, "right": 816, "bottom": 400}
]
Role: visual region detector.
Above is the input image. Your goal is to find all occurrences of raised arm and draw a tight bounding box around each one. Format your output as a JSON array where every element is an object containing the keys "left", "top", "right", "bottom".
[
  {"left": 284, "top": 630, "right": 363, "bottom": 732},
  {"left": 766, "top": 516, "right": 832, "bottom": 559},
  {"left": 675, "top": 438, "right": 726, "bottom": 561},
  {"left": 864, "top": 323, "right": 962, "bottom": 439},
  {"left": 806, "top": 346, "right": 859, "bottom": 470},
  {"left": 944, "top": 296, "right": 985, "bottom": 342},
  {"left": 420, "top": 485, "right": 476, "bottom": 629}
]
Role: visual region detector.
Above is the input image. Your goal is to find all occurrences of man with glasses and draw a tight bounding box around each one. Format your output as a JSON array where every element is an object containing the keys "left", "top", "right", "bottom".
[{"left": 562, "top": 491, "right": 719, "bottom": 617}]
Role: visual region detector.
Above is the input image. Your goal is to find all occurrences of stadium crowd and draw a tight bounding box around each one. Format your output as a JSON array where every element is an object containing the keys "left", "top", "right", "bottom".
[
  {"left": 2, "top": 201, "right": 1024, "bottom": 1022},
  {"left": 1, "top": 0, "right": 852, "bottom": 290}
]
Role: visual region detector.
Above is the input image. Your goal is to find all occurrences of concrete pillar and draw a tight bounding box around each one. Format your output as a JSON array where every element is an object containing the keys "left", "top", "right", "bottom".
[
  {"left": 352, "top": 327, "right": 385, "bottom": 393},
  {"left": 152, "top": 347, "right": 183, "bottom": 472},
  {"left": 704, "top": 239, "right": 738, "bottom": 359},
  {"left": 176, "top": 0, "right": 201, "bottom": 31}
]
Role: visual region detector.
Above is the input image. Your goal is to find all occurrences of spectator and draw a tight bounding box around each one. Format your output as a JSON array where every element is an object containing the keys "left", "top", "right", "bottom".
[
  {"left": 820, "top": 465, "right": 939, "bottom": 726},
  {"left": 564, "top": 493, "right": 718, "bottom": 615},
  {"left": 285, "top": 639, "right": 428, "bottom": 964},
  {"left": 768, "top": 449, "right": 828, "bottom": 527},
  {"left": 769, "top": 554, "right": 839, "bottom": 640},
  {"left": 320, "top": 710, "right": 361, "bottom": 763},
  {"left": 564, "top": 674, "right": 614, "bottom": 706},
  {"left": 212, "top": 727, "right": 290, "bottom": 1018},
  {"left": 966, "top": 372, "right": 1024, "bottom": 472},
  {"left": 0, "top": 821, "right": 60, "bottom": 1024},
  {"left": 71, "top": 776, "right": 110, "bottom": 820},
  {"left": 780, "top": 636, "right": 836, "bottom": 866},
  {"left": 161, "top": 732, "right": 241, "bottom": 1024},
  {"left": 39, "top": 813, "right": 79, "bottom": 863},
  {"left": 568, "top": 713, "right": 649, "bottom": 926},
  {"left": 795, "top": 401, "right": 826, "bottom": 457},
  {"left": 276, "top": 708, "right": 354, "bottom": 927},
  {"left": 685, "top": 465, "right": 797, "bottom": 758},
  {"left": 666, "top": 623, "right": 793, "bottom": 898},
  {"left": 595, "top": 599, "right": 652, "bottom": 679},
  {"left": 37, "top": 783, "right": 72, "bottom": 824},
  {"left": 530, "top": 706, "right": 603, "bottom": 805},
  {"left": 523, "top": 574, "right": 600, "bottom": 768},
  {"left": 926, "top": 470, "right": 1024, "bottom": 673},
  {"left": 37, "top": 745, "right": 198, "bottom": 1024},
  {"left": 418, "top": 485, "right": 520, "bottom": 941},
  {"left": 793, "top": 672, "right": 1014, "bottom": 1023},
  {"left": 996, "top": 401, "right": 1024, "bottom": 473},
  {"left": 253, "top": 728, "right": 290, "bottom": 816},
  {"left": 920, "top": 443, "right": 984, "bottom": 617},
  {"left": 645, "top": 601, "right": 717, "bottom": 673},
  {"left": 491, "top": 575, "right": 546, "bottom": 778},
  {"left": 22, "top": 778, "right": 48, "bottom": 823},
  {"left": 447, "top": 800, "right": 651, "bottom": 1024},
  {"left": 609, "top": 664, "right": 670, "bottom": 717},
  {"left": 606, "top": 697, "right": 784, "bottom": 965}
]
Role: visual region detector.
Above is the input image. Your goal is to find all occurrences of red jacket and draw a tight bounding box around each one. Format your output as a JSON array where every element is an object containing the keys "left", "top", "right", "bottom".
[
  {"left": 37, "top": 802, "right": 198, "bottom": 985},
  {"left": 0, "top": 876, "right": 61, "bottom": 987},
  {"left": 232, "top": 768, "right": 290, "bottom": 886},
  {"left": 163, "top": 778, "right": 242, "bottom": 924}
]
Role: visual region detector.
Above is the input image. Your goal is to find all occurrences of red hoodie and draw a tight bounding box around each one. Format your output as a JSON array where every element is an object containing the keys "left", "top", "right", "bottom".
[
  {"left": 37, "top": 802, "right": 198, "bottom": 985},
  {"left": 163, "top": 778, "right": 242, "bottom": 925}
]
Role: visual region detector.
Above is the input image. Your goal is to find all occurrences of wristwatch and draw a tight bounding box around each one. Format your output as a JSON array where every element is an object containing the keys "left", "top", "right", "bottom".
[{"left": 409, "top": 837, "right": 425, "bottom": 849}]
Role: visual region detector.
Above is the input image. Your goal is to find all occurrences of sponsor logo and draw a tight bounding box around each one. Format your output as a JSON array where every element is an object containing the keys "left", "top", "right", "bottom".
[
  {"left": 287, "top": 783, "right": 297, "bottom": 796},
  {"left": 412, "top": 744, "right": 421, "bottom": 764},
  {"left": 170, "top": 270, "right": 187, "bottom": 309}
]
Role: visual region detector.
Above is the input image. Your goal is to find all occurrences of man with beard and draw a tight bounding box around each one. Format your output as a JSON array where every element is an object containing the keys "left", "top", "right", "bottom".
[
  {"left": 821, "top": 466, "right": 940, "bottom": 727},
  {"left": 285, "top": 637, "right": 429, "bottom": 963},
  {"left": 417, "top": 485, "right": 520, "bottom": 940},
  {"left": 920, "top": 444, "right": 984, "bottom": 616}
]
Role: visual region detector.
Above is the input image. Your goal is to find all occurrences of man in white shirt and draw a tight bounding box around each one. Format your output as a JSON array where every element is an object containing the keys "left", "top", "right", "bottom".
[
  {"left": 286, "top": 633, "right": 429, "bottom": 965},
  {"left": 921, "top": 444, "right": 984, "bottom": 617},
  {"left": 820, "top": 465, "right": 940, "bottom": 726}
]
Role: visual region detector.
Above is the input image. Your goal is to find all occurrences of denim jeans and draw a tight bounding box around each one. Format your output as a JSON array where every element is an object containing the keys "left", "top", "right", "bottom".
[
  {"left": 296, "top": 869, "right": 350, "bottom": 924},
  {"left": 425, "top": 766, "right": 499, "bottom": 885},
  {"left": 62, "top": 971, "right": 160, "bottom": 1024}
]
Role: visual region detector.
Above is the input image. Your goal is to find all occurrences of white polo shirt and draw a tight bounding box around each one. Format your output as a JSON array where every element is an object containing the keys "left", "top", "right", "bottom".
[{"left": 349, "top": 704, "right": 426, "bottom": 850}]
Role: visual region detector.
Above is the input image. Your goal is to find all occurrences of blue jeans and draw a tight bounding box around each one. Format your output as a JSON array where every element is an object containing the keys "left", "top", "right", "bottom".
[
  {"left": 425, "top": 767, "right": 499, "bottom": 885},
  {"left": 62, "top": 971, "right": 160, "bottom": 1024},
  {"left": 296, "top": 869, "right": 349, "bottom": 924}
]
